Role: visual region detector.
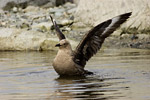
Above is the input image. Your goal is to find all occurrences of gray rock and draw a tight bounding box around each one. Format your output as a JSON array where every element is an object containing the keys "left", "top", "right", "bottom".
[
  {"left": 23, "top": 6, "right": 40, "bottom": 13},
  {"left": 120, "top": 34, "right": 130, "bottom": 39},
  {"left": 64, "top": 27, "right": 71, "bottom": 31},
  {"left": 67, "top": 7, "right": 76, "bottom": 14},
  {"left": 20, "top": 22, "right": 30, "bottom": 29},
  {"left": 0, "top": 9, "right": 4, "bottom": 13},
  {"left": 75, "top": 0, "right": 150, "bottom": 29},
  {"left": 28, "top": 0, "right": 50, "bottom": 6},
  {"left": 40, "top": 39, "right": 58, "bottom": 51},
  {"left": 0, "top": 0, "right": 55, "bottom": 9},
  {"left": 42, "top": 2, "right": 55, "bottom": 8},
  {"left": 0, "top": 28, "right": 58, "bottom": 51},
  {"left": 31, "top": 22, "right": 53, "bottom": 32},
  {"left": 12, "top": 7, "right": 18, "bottom": 13},
  {"left": 49, "top": 7, "right": 65, "bottom": 13},
  {"left": 56, "top": 0, "right": 74, "bottom": 6},
  {"left": 54, "top": 12, "right": 63, "bottom": 17},
  {"left": 60, "top": 19, "right": 73, "bottom": 26},
  {"left": 137, "top": 34, "right": 150, "bottom": 40},
  {"left": 63, "top": 2, "right": 76, "bottom": 9},
  {"left": 2, "top": 1, "right": 28, "bottom": 11},
  {"left": 0, "top": 21, "right": 8, "bottom": 27}
]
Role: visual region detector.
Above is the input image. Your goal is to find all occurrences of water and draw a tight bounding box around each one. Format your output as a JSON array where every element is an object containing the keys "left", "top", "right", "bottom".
[{"left": 0, "top": 48, "right": 150, "bottom": 100}]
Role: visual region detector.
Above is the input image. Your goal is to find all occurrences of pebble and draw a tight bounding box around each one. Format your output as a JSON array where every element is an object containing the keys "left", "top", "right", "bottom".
[
  {"left": 12, "top": 7, "right": 18, "bottom": 13},
  {"left": 0, "top": 2, "right": 77, "bottom": 31},
  {"left": 54, "top": 12, "right": 63, "bottom": 17},
  {"left": 67, "top": 8, "right": 76, "bottom": 14},
  {"left": 49, "top": 7, "right": 65, "bottom": 13},
  {"left": 23, "top": 6, "right": 40, "bottom": 12},
  {"left": 60, "top": 19, "right": 73, "bottom": 26}
]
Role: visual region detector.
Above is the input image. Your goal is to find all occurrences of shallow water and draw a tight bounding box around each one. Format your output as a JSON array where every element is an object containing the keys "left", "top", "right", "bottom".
[{"left": 0, "top": 48, "right": 150, "bottom": 100}]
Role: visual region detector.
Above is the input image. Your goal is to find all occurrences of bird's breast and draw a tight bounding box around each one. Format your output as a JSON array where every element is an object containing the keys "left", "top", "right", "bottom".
[{"left": 52, "top": 50, "right": 79, "bottom": 75}]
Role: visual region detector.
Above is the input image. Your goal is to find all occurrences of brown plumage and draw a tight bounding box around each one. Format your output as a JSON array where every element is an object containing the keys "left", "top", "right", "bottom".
[{"left": 51, "top": 12, "right": 132, "bottom": 76}]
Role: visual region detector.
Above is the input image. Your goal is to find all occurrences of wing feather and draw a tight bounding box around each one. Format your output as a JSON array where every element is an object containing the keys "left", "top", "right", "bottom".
[
  {"left": 73, "top": 12, "right": 132, "bottom": 67},
  {"left": 50, "top": 15, "right": 66, "bottom": 40}
]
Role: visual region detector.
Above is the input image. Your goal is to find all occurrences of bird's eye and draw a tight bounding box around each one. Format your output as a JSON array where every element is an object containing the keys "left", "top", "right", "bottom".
[{"left": 64, "top": 43, "right": 68, "bottom": 46}]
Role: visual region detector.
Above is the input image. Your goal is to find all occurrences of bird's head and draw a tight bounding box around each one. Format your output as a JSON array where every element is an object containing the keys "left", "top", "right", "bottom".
[{"left": 55, "top": 39, "right": 71, "bottom": 49}]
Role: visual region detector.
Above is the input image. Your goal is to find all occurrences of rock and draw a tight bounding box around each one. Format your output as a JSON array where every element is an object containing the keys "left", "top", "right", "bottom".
[
  {"left": 0, "top": 9, "right": 4, "bottom": 13},
  {"left": 75, "top": 0, "right": 150, "bottom": 30},
  {"left": 17, "top": 2, "right": 28, "bottom": 9},
  {"left": 120, "top": 34, "right": 130, "bottom": 39},
  {"left": 130, "top": 42, "right": 142, "bottom": 48},
  {"left": 0, "top": 0, "right": 55, "bottom": 9},
  {"left": 49, "top": 7, "right": 65, "bottom": 17},
  {"left": 20, "top": 22, "right": 30, "bottom": 29},
  {"left": 56, "top": 0, "right": 74, "bottom": 6},
  {"left": 54, "top": 12, "right": 63, "bottom": 17},
  {"left": 64, "top": 27, "right": 71, "bottom": 31},
  {"left": 25, "top": 12, "right": 46, "bottom": 22},
  {"left": 0, "top": 22, "right": 7, "bottom": 27},
  {"left": 63, "top": 2, "right": 76, "bottom": 9},
  {"left": 18, "top": 7, "right": 22, "bottom": 11},
  {"left": 60, "top": 19, "right": 73, "bottom": 26},
  {"left": 2, "top": 1, "right": 17, "bottom": 11},
  {"left": 72, "top": 21, "right": 87, "bottom": 28},
  {"left": 31, "top": 22, "right": 53, "bottom": 32},
  {"left": 49, "top": 7, "right": 65, "bottom": 13},
  {"left": 23, "top": 6, "right": 40, "bottom": 12},
  {"left": 0, "top": 28, "right": 58, "bottom": 51},
  {"left": 67, "top": 7, "right": 76, "bottom": 14},
  {"left": 42, "top": 2, "right": 55, "bottom": 8},
  {"left": 28, "top": 0, "right": 50, "bottom": 6},
  {"left": 111, "top": 30, "right": 122, "bottom": 36},
  {"left": 40, "top": 39, "right": 58, "bottom": 51},
  {"left": 0, "top": 28, "right": 13, "bottom": 37},
  {"left": 2, "top": 1, "right": 28, "bottom": 11},
  {"left": 73, "top": 0, "right": 79, "bottom": 5},
  {"left": 12, "top": 7, "right": 18, "bottom": 13},
  {"left": 137, "top": 34, "right": 150, "bottom": 40}
]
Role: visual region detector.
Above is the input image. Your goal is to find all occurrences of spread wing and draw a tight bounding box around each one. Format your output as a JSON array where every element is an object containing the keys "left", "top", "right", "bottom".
[
  {"left": 73, "top": 12, "right": 132, "bottom": 67},
  {"left": 50, "top": 15, "right": 66, "bottom": 40}
]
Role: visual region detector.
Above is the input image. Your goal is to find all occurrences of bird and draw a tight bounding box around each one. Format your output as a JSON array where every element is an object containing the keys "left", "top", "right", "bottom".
[{"left": 50, "top": 12, "right": 132, "bottom": 76}]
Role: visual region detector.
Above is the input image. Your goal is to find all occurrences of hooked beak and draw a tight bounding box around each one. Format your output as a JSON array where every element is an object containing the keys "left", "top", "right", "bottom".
[{"left": 55, "top": 43, "right": 61, "bottom": 47}]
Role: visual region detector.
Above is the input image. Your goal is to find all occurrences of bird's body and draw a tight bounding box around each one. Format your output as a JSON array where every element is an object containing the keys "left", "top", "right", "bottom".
[
  {"left": 50, "top": 12, "right": 132, "bottom": 76},
  {"left": 53, "top": 53, "right": 82, "bottom": 76},
  {"left": 52, "top": 40, "right": 86, "bottom": 76}
]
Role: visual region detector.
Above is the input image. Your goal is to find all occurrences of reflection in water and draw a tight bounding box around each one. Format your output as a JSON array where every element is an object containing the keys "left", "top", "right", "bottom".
[
  {"left": 54, "top": 76, "right": 128, "bottom": 100},
  {"left": 0, "top": 48, "right": 150, "bottom": 100}
]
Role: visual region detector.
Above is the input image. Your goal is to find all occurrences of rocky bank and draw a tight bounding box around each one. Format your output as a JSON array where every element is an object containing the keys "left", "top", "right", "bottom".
[
  {"left": 0, "top": 2, "right": 78, "bottom": 51},
  {"left": 75, "top": 0, "right": 150, "bottom": 29},
  {"left": 0, "top": 1, "right": 150, "bottom": 51}
]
